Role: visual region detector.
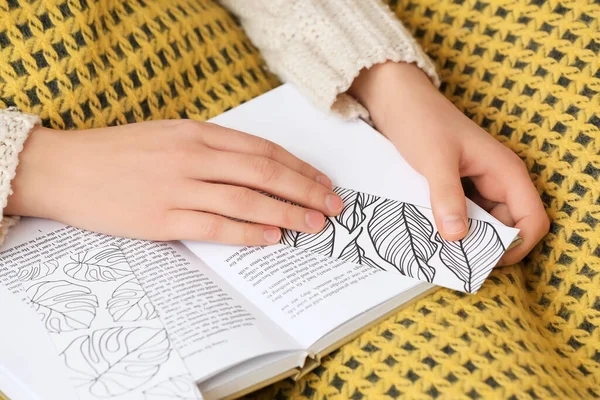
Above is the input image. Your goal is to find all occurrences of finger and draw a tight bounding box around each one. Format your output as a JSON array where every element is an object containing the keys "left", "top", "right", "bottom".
[
  {"left": 176, "top": 182, "right": 326, "bottom": 233},
  {"left": 199, "top": 123, "right": 333, "bottom": 189},
  {"left": 488, "top": 203, "right": 515, "bottom": 227},
  {"left": 469, "top": 145, "right": 549, "bottom": 265},
  {"left": 198, "top": 151, "right": 343, "bottom": 216},
  {"left": 165, "top": 209, "right": 282, "bottom": 245},
  {"left": 462, "top": 177, "right": 497, "bottom": 212},
  {"left": 422, "top": 155, "right": 469, "bottom": 241},
  {"left": 469, "top": 191, "right": 497, "bottom": 212}
]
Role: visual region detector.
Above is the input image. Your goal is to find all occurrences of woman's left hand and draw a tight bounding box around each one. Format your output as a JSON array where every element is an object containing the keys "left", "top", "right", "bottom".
[{"left": 349, "top": 61, "right": 549, "bottom": 265}]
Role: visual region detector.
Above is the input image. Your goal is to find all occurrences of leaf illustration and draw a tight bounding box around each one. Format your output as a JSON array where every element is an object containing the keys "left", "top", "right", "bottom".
[
  {"left": 368, "top": 200, "right": 437, "bottom": 282},
  {"left": 18, "top": 260, "right": 59, "bottom": 281},
  {"left": 27, "top": 280, "right": 98, "bottom": 333},
  {"left": 436, "top": 220, "right": 505, "bottom": 293},
  {"left": 107, "top": 279, "right": 157, "bottom": 322},
  {"left": 281, "top": 218, "right": 335, "bottom": 257},
  {"left": 338, "top": 228, "right": 383, "bottom": 270},
  {"left": 143, "top": 374, "right": 202, "bottom": 400},
  {"left": 334, "top": 187, "right": 380, "bottom": 233},
  {"left": 64, "top": 246, "right": 132, "bottom": 282},
  {"left": 61, "top": 327, "right": 171, "bottom": 397}
]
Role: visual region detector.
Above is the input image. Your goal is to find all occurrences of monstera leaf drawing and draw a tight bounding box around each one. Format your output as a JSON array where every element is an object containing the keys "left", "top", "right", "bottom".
[
  {"left": 334, "top": 187, "right": 380, "bottom": 233},
  {"left": 436, "top": 219, "right": 505, "bottom": 293},
  {"left": 281, "top": 218, "right": 335, "bottom": 257},
  {"left": 338, "top": 228, "right": 383, "bottom": 270},
  {"left": 107, "top": 279, "right": 157, "bottom": 322},
  {"left": 368, "top": 200, "right": 437, "bottom": 282},
  {"left": 27, "top": 280, "right": 98, "bottom": 333},
  {"left": 64, "top": 246, "right": 132, "bottom": 282},
  {"left": 143, "top": 375, "right": 202, "bottom": 400},
  {"left": 18, "top": 260, "right": 59, "bottom": 281},
  {"left": 61, "top": 327, "right": 171, "bottom": 397}
]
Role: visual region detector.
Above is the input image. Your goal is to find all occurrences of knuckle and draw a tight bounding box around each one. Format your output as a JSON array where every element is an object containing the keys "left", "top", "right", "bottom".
[
  {"left": 253, "top": 157, "right": 280, "bottom": 184},
  {"left": 200, "top": 216, "right": 220, "bottom": 241},
  {"left": 280, "top": 204, "right": 297, "bottom": 227},
  {"left": 257, "top": 138, "right": 278, "bottom": 159},
  {"left": 305, "top": 181, "right": 324, "bottom": 201},
  {"left": 299, "top": 161, "right": 315, "bottom": 177},
  {"left": 231, "top": 188, "right": 254, "bottom": 211},
  {"left": 174, "top": 119, "right": 204, "bottom": 137}
]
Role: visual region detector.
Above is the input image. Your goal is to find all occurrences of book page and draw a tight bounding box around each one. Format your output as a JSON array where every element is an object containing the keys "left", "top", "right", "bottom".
[
  {"left": 184, "top": 83, "right": 521, "bottom": 348},
  {"left": 0, "top": 218, "right": 202, "bottom": 400},
  {"left": 0, "top": 284, "right": 78, "bottom": 400},
  {"left": 184, "top": 240, "right": 421, "bottom": 348},
  {"left": 279, "top": 186, "right": 518, "bottom": 294},
  {"left": 0, "top": 219, "right": 298, "bottom": 394}
]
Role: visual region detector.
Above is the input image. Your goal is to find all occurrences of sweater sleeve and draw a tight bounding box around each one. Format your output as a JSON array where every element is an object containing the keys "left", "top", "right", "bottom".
[
  {"left": 220, "top": 0, "right": 440, "bottom": 119},
  {"left": 0, "top": 108, "right": 40, "bottom": 246}
]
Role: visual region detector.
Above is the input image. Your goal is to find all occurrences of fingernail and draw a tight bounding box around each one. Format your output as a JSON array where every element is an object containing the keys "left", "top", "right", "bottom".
[
  {"left": 325, "top": 194, "right": 343, "bottom": 214},
  {"left": 316, "top": 175, "right": 333, "bottom": 189},
  {"left": 263, "top": 229, "right": 281, "bottom": 244},
  {"left": 305, "top": 211, "right": 325, "bottom": 230},
  {"left": 443, "top": 216, "right": 467, "bottom": 234}
]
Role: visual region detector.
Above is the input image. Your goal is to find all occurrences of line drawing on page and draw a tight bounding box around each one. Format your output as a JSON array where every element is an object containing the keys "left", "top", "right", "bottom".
[
  {"left": 8, "top": 241, "right": 201, "bottom": 400},
  {"left": 107, "top": 278, "right": 158, "bottom": 322},
  {"left": 61, "top": 326, "right": 172, "bottom": 398},
  {"left": 280, "top": 186, "right": 507, "bottom": 294},
  {"left": 63, "top": 246, "right": 133, "bottom": 282},
  {"left": 26, "top": 280, "right": 99, "bottom": 333}
]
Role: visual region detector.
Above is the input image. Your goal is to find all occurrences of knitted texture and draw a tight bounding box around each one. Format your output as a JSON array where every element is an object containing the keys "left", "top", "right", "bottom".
[
  {"left": 222, "top": 0, "right": 440, "bottom": 119},
  {"left": 0, "top": 0, "right": 598, "bottom": 399},
  {"left": 0, "top": 108, "right": 39, "bottom": 215},
  {"left": 0, "top": 0, "right": 280, "bottom": 128},
  {"left": 246, "top": 0, "right": 600, "bottom": 399}
]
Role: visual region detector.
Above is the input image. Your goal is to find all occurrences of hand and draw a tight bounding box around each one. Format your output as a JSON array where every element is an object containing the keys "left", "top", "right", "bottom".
[
  {"left": 349, "top": 62, "right": 549, "bottom": 265},
  {"left": 6, "top": 120, "right": 343, "bottom": 245}
]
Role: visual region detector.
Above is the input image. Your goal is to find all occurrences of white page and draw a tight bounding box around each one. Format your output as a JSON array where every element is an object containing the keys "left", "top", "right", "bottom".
[
  {"left": 0, "top": 285, "right": 78, "bottom": 400},
  {"left": 209, "top": 84, "right": 509, "bottom": 223},
  {"left": 0, "top": 219, "right": 299, "bottom": 398},
  {"left": 280, "top": 186, "right": 517, "bottom": 293},
  {"left": 184, "top": 84, "right": 518, "bottom": 345},
  {"left": 185, "top": 241, "right": 422, "bottom": 348},
  {"left": 208, "top": 85, "right": 518, "bottom": 292},
  {"left": 0, "top": 219, "right": 203, "bottom": 400}
]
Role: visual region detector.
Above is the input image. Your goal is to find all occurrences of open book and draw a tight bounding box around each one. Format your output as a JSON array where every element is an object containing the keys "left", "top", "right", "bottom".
[{"left": 0, "top": 85, "right": 518, "bottom": 400}]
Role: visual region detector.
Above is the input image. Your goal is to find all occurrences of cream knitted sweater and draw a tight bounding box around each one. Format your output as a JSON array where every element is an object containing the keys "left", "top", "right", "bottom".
[{"left": 0, "top": 0, "right": 438, "bottom": 244}]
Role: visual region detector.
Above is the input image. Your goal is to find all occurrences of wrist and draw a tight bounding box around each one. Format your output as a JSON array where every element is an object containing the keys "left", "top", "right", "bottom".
[
  {"left": 348, "top": 61, "right": 434, "bottom": 133},
  {"left": 5, "top": 126, "right": 66, "bottom": 218}
]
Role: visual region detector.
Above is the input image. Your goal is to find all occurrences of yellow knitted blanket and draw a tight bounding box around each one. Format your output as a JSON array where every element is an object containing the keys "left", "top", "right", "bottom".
[{"left": 1, "top": 0, "right": 599, "bottom": 398}]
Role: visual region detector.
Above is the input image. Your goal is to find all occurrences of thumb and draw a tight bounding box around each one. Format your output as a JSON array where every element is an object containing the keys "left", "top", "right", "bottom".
[{"left": 423, "top": 162, "right": 469, "bottom": 241}]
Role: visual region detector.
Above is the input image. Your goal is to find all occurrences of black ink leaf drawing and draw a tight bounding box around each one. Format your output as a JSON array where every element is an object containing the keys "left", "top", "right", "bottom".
[
  {"left": 107, "top": 278, "right": 158, "bottom": 322},
  {"left": 334, "top": 187, "right": 380, "bottom": 233},
  {"left": 338, "top": 228, "right": 383, "bottom": 270},
  {"left": 27, "top": 280, "right": 98, "bottom": 333},
  {"left": 17, "top": 260, "right": 59, "bottom": 282},
  {"left": 64, "top": 246, "right": 132, "bottom": 282},
  {"left": 436, "top": 219, "right": 505, "bottom": 293},
  {"left": 281, "top": 218, "right": 335, "bottom": 257},
  {"left": 368, "top": 200, "right": 437, "bottom": 282},
  {"left": 143, "top": 374, "right": 202, "bottom": 400},
  {"left": 61, "top": 327, "right": 171, "bottom": 397}
]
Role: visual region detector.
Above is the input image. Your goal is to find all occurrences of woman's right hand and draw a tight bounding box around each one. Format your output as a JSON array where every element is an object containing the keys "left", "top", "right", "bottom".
[{"left": 5, "top": 120, "right": 343, "bottom": 245}]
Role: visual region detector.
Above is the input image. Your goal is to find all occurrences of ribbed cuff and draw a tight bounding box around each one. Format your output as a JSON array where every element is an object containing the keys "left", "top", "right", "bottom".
[
  {"left": 225, "top": 0, "right": 439, "bottom": 119},
  {"left": 0, "top": 108, "right": 40, "bottom": 221}
]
